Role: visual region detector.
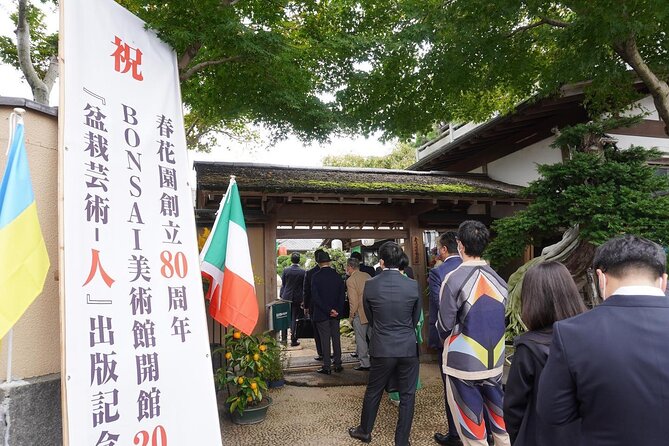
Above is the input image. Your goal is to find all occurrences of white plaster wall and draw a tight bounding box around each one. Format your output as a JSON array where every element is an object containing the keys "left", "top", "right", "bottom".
[
  {"left": 487, "top": 136, "right": 562, "bottom": 186},
  {"left": 621, "top": 96, "right": 659, "bottom": 120},
  {"left": 610, "top": 134, "right": 669, "bottom": 155},
  {"left": 0, "top": 106, "right": 60, "bottom": 380}
]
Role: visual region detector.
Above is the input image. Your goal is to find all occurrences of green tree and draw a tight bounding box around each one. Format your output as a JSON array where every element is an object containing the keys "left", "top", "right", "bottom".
[
  {"left": 322, "top": 141, "right": 415, "bottom": 169},
  {"left": 329, "top": 0, "right": 669, "bottom": 138},
  {"left": 1, "top": 0, "right": 343, "bottom": 145},
  {"left": 486, "top": 121, "right": 669, "bottom": 269},
  {"left": 0, "top": 0, "right": 58, "bottom": 104}
]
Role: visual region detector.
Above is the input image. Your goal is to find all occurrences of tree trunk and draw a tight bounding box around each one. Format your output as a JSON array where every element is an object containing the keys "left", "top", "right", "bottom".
[
  {"left": 15, "top": 0, "right": 56, "bottom": 104},
  {"left": 613, "top": 35, "right": 669, "bottom": 136}
]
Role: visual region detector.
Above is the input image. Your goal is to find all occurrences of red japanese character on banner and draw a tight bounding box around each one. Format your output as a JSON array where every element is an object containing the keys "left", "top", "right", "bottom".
[
  {"left": 83, "top": 249, "right": 115, "bottom": 287},
  {"left": 111, "top": 36, "right": 144, "bottom": 81}
]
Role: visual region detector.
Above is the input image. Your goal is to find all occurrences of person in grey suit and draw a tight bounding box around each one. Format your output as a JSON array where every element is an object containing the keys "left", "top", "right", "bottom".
[{"left": 349, "top": 241, "right": 421, "bottom": 446}]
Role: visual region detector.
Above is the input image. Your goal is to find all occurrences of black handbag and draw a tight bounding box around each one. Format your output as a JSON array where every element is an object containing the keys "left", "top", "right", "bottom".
[{"left": 295, "top": 317, "right": 315, "bottom": 339}]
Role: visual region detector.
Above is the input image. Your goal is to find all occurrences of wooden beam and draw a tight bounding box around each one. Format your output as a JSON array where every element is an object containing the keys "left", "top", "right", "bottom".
[
  {"left": 609, "top": 119, "right": 669, "bottom": 138},
  {"left": 275, "top": 204, "right": 408, "bottom": 222},
  {"left": 276, "top": 228, "right": 408, "bottom": 239},
  {"left": 264, "top": 213, "right": 278, "bottom": 307}
]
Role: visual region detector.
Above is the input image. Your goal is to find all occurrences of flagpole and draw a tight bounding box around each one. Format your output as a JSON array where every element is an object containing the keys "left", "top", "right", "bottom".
[{"left": 3, "top": 108, "right": 25, "bottom": 385}]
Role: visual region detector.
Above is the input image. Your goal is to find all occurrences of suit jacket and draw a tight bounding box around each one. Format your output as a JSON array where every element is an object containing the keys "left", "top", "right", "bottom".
[
  {"left": 280, "top": 264, "right": 305, "bottom": 304},
  {"left": 360, "top": 263, "right": 376, "bottom": 278},
  {"left": 363, "top": 269, "right": 421, "bottom": 358},
  {"left": 302, "top": 264, "right": 320, "bottom": 311},
  {"left": 538, "top": 294, "right": 669, "bottom": 445},
  {"left": 427, "top": 255, "right": 462, "bottom": 350},
  {"left": 346, "top": 269, "right": 371, "bottom": 324},
  {"left": 310, "top": 266, "right": 345, "bottom": 322}
]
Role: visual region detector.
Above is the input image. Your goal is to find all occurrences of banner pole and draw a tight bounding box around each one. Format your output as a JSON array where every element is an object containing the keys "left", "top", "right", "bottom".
[{"left": 4, "top": 329, "right": 13, "bottom": 384}]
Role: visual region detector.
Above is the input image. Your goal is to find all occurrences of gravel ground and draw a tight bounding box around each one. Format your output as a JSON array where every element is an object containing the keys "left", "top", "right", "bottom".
[{"left": 220, "top": 362, "right": 451, "bottom": 446}]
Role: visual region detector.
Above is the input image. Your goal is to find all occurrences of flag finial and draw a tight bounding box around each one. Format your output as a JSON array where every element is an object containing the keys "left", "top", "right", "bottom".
[{"left": 230, "top": 175, "right": 236, "bottom": 180}]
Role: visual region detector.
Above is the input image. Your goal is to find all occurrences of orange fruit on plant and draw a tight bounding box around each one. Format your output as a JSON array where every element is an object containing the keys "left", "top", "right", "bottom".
[
  {"left": 259, "top": 344, "right": 267, "bottom": 352},
  {"left": 233, "top": 331, "right": 241, "bottom": 339},
  {"left": 237, "top": 377, "right": 244, "bottom": 385},
  {"left": 258, "top": 366, "right": 264, "bottom": 372},
  {"left": 253, "top": 353, "right": 260, "bottom": 361},
  {"left": 250, "top": 382, "right": 258, "bottom": 390},
  {"left": 225, "top": 352, "right": 232, "bottom": 360}
]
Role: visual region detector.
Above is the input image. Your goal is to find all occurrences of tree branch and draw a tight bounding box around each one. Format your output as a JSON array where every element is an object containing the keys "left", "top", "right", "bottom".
[
  {"left": 179, "top": 55, "right": 243, "bottom": 81},
  {"left": 613, "top": 35, "right": 669, "bottom": 135},
  {"left": 178, "top": 42, "right": 202, "bottom": 71},
  {"left": 43, "top": 55, "right": 58, "bottom": 92},
  {"left": 507, "top": 15, "right": 571, "bottom": 37},
  {"left": 221, "top": 0, "right": 240, "bottom": 6},
  {"left": 16, "top": 0, "right": 49, "bottom": 103}
]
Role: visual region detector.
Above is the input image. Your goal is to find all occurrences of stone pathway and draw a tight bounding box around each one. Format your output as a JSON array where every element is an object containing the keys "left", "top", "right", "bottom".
[{"left": 220, "top": 362, "right": 452, "bottom": 446}]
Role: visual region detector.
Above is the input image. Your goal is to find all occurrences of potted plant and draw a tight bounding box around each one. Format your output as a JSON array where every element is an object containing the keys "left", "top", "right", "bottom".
[
  {"left": 215, "top": 329, "right": 273, "bottom": 425},
  {"left": 264, "top": 338, "right": 286, "bottom": 388}
]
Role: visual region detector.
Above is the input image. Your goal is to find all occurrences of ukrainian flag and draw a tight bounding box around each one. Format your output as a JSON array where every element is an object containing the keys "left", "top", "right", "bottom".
[{"left": 0, "top": 120, "right": 50, "bottom": 340}]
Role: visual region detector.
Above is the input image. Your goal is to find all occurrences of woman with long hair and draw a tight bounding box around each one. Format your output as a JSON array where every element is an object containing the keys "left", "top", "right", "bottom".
[{"left": 503, "top": 261, "right": 586, "bottom": 445}]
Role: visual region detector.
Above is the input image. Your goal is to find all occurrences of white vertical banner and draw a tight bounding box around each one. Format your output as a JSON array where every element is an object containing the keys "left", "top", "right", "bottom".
[{"left": 60, "top": 1, "right": 222, "bottom": 445}]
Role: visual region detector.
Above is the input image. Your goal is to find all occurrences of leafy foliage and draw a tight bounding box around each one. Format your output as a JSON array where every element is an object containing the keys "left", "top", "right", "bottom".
[
  {"left": 215, "top": 329, "right": 279, "bottom": 415},
  {"left": 0, "top": 2, "right": 57, "bottom": 78},
  {"left": 326, "top": 0, "right": 669, "bottom": 139},
  {"left": 322, "top": 141, "right": 416, "bottom": 169},
  {"left": 485, "top": 144, "right": 669, "bottom": 268},
  {"left": 305, "top": 247, "right": 348, "bottom": 276}
]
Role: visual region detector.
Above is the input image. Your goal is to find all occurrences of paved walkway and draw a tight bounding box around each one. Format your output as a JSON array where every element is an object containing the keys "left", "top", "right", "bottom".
[{"left": 220, "top": 362, "right": 452, "bottom": 446}]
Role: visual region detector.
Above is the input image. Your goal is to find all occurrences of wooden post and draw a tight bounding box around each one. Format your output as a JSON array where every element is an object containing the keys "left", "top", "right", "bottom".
[
  {"left": 262, "top": 212, "right": 278, "bottom": 333},
  {"left": 407, "top": 216, "right": 429, "bottom": 353}
]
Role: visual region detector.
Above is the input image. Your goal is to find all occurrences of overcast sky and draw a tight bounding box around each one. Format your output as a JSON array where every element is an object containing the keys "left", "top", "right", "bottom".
[{"left": 0, "top": 0, "right": 392, "bottom": 167}]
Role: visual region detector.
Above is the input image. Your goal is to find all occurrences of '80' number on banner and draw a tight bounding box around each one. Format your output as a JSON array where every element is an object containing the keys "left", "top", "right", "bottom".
[{"left": 160, "top": 251, "right": 187, "bottom": 278}]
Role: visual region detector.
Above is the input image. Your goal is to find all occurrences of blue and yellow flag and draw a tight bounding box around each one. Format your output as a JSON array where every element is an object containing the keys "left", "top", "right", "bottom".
[{"left": 0, "top": 119, "right": 50, "bottom": 339}]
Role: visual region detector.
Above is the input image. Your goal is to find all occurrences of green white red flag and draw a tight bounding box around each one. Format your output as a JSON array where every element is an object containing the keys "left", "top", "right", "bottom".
[{"left": 200, "top": 177, "right": 258, "bottom": 335}]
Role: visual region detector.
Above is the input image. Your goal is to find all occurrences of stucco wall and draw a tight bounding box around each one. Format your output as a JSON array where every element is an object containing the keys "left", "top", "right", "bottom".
[
  {"left": 0, "top": 103, "right": 60, "bottom": 381},
  {"left": 487, "top": 135, "right": 563, "bottom": 186}
]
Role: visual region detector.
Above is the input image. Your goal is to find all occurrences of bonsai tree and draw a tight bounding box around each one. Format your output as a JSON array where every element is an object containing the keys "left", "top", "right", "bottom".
[
  {"left": 215, "top": 329, "right": 277, "bottom": 415},
  {"left": 486, "top": 116, "right": 669, "bottom": 339}
]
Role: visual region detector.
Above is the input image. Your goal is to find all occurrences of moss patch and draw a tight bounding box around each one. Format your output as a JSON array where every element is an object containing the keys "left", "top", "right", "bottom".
[{"left": 280, "top": 179, "right": 488, "bottom": 194}]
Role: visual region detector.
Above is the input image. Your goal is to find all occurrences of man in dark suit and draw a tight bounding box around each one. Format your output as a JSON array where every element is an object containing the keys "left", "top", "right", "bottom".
[
  {"left": 429, "top": 232, "right": 463, "bottom": 446},
  {"left": 349, "top": 241, "right": 421, "bottom": 446},
  {"left": 538, "top": 235, "right": 669, "bottom": 445},
  {"left": 303, "top": 249, "right": 326, "bottom": 360},
  {"left": 280, "top": 252, "right": 306, "bottom": 347},
  {"left": 311, "top": 251, "right": 346, "bottom": 374}
]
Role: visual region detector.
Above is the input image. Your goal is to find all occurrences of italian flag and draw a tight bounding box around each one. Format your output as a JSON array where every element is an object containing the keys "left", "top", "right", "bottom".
[{"left": 200, "top": 177, "right": 258, "bottom": 335}]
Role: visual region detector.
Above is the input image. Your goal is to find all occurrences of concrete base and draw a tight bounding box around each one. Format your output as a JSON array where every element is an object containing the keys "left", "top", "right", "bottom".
[{"left": 0, "top": 373, "right": 62, "bottom": 446}]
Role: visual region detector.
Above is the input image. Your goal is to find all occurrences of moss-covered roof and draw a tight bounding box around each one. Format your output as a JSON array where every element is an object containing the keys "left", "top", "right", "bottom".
[{"left": 195, "top": 162, "right": 522, "bottom": 198}]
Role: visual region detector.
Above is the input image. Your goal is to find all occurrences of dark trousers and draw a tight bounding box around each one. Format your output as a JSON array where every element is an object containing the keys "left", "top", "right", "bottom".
[
  {"left": 315, "top": 318, "right": 341, "bottom": 370},
  {"left": 290, "top": 302, "right": 302, "bottom": 343},
  {"left": 312, "top": 312, "right": 323, "bottom": 356},
  {"left": 360, "top": 356, "right": 419, "bottom": 446},
  {"left": 438, "top": 348, "right": 459, "bottom": 437}
]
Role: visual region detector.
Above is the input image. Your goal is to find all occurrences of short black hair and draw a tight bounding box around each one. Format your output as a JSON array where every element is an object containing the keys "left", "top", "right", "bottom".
[
  {"left": 438, "top": 231, "right": 458, "bottom": 254},
  {"left": 290, "top": 252, "right": 301, "bottom": 264},
  {"left": 379, "top": 241, "right": 403, "bottom": 268},
  {"left": 457, "top": 220, "right": 490, "bottom": 257},
  {"left": 347, "top": 257, "right": 360, "bottom": 269},
  {"left": 350, "top": 251, "right": 363, "bottom": 261},
  {"left": 593, "top": 234, "right": 666, "bottom": 279},
  {"left": 521, "top": 261, "right": 587, "bottom": 331},
  {"left": 399, "top": 252, "right": 409, "bottom": 271}
]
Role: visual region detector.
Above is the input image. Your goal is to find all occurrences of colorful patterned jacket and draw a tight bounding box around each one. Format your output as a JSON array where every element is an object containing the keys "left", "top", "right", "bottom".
[{"left": 436, "top": 260, "right": 508, "bottom": 380}]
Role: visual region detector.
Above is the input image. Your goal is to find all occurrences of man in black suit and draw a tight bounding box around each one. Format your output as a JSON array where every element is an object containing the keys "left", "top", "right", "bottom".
[
  {"left": 311, "top": 251, "right": 345, "bottom": 374},
  {"left": 349, "top": 241, "right": 421, "bottom": 446},
  {"left": 538, "top": 235, "right": 669, "bottom": 445},
  {"left": 280, "top": 252, "right": 306, "bottom": 347},
  {"left": 303, "top": 249, "right": 326, "bottom": 360}
]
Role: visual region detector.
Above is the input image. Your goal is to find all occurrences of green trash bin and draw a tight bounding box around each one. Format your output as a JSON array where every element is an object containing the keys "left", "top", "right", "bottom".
[{"left": 266, "top": 300, "right": 291, "bottom": 332}]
